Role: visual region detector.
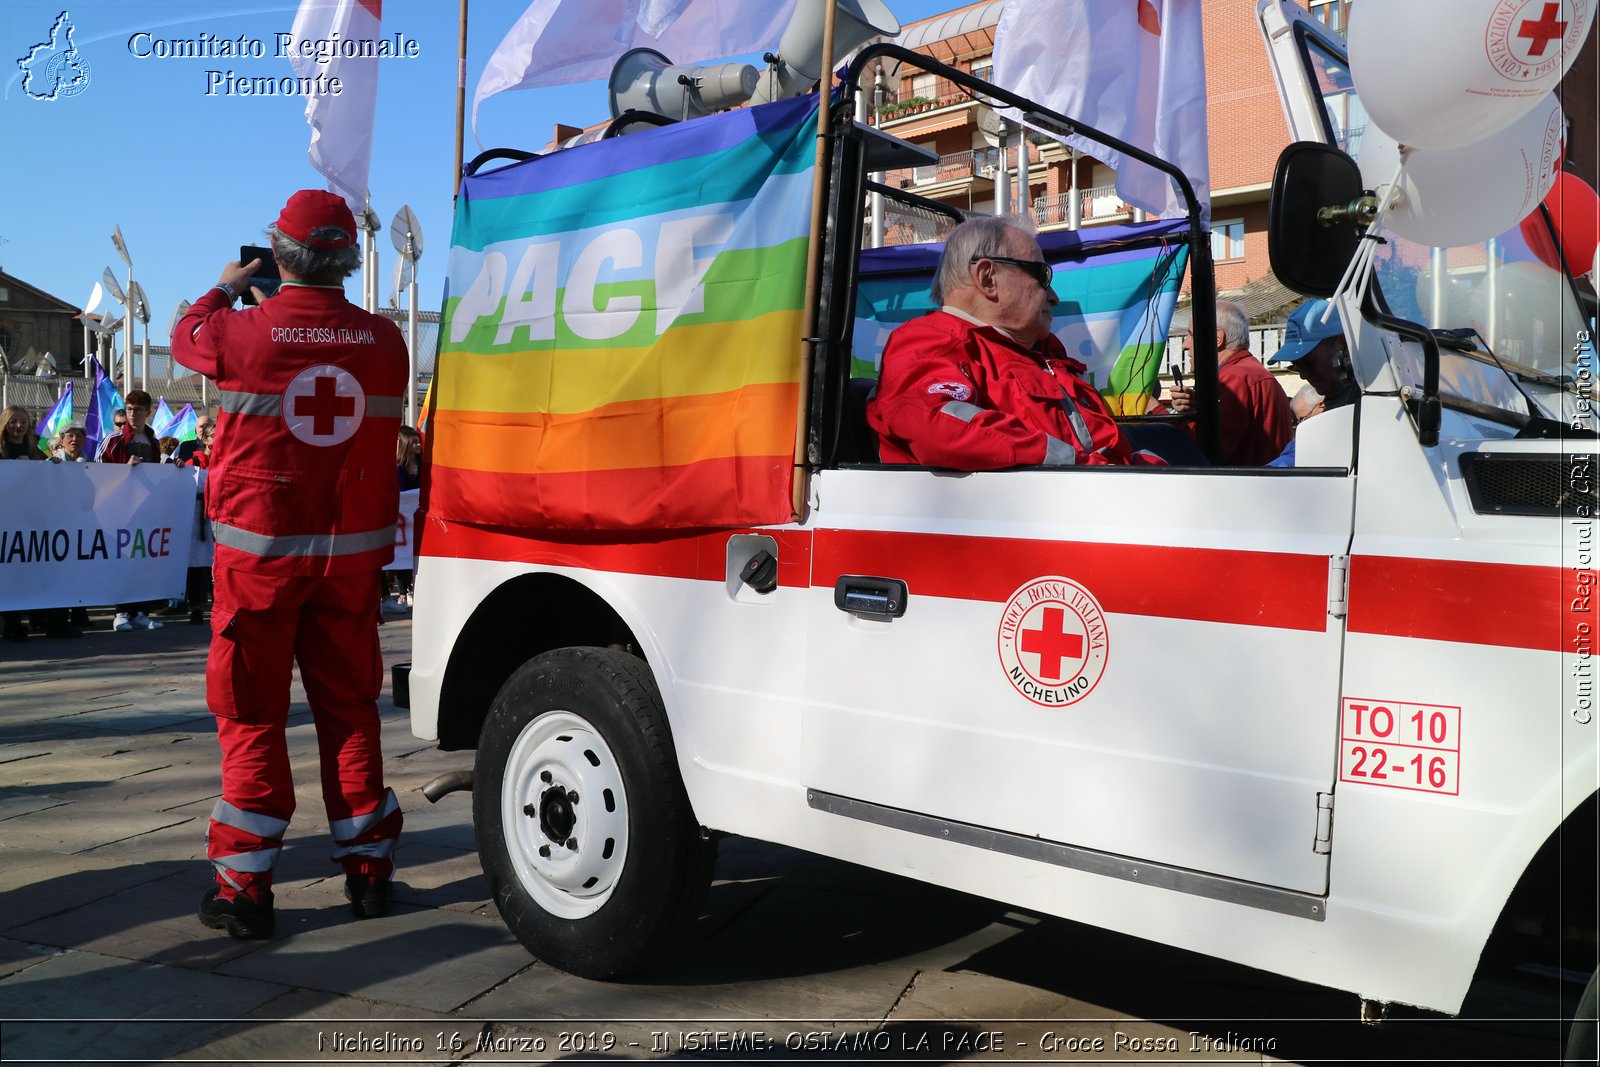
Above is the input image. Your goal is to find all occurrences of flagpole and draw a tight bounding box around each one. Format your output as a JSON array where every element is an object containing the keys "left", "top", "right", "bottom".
[
  {"left": 790, "top": 0, "right": 839, "bottom": 524},
  {"left": 455, "top": 0, "right": 469, "bottom": 197}
]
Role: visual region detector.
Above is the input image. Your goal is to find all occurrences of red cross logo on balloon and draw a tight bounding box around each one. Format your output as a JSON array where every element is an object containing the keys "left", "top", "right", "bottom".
[
  {"left": 996, "top": 576, "right": 1110, "bottom": 708},
  {"left": 283, "top": 364, "right": 366, "bottom": 446}
]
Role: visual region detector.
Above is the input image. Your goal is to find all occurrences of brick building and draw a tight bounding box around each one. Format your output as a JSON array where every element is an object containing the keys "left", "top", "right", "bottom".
[
  {"left": 868, "top": 0, "right": 1319, "bottom": 322},
  {"left": 870, "top": 0, "right": 1594, "bottom": 323}
]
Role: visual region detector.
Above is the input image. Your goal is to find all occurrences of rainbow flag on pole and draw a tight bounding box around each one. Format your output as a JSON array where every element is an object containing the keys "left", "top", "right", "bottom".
[
  {"left": 35, "top": 383, "right": 73, "bottom": 455},
  {"left": 433, "top": 95, "right": 818, "bottom": 531}
]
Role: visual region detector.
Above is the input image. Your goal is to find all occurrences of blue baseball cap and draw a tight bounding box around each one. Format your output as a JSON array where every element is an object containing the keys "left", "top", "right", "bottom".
[{"left": 1270, "top": 300, "right": 1344, "bottom": 364}]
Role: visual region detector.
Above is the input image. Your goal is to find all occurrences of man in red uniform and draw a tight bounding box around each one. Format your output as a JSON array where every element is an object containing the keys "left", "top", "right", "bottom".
[
  {"left": 173, "top": 190, "right": 407, "bottom": 940},
  {"left": 1168, "top": 299, "right": 1294, "bottom": 466},
  {"left": 868, "top": 215, "right": 1163, "bottom": 469}
]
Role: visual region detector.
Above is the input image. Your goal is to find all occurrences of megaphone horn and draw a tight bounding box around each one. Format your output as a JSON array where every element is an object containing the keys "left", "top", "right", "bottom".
[{"left": 754, "top": 0, "right": 901, "bottom": 104}]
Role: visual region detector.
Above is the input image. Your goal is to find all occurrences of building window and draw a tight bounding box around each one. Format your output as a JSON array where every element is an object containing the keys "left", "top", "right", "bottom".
[
  {"left": 911, "top": 72, "right": 937, "bottom": 103},
  {"left": 1211, "top": 219, "right": 1246, "bottom": 262},
  {"left": 1309, "top": 0, "right": 1348, "bottom": 36},
  {"left": 970, "top": 58, "right": 993, "bottom": 82}
]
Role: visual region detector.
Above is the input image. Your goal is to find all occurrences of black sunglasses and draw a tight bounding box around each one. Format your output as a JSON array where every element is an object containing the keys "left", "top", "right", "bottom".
[{"left": 972, "top": 254, "right": 1053, "bottom": 290}]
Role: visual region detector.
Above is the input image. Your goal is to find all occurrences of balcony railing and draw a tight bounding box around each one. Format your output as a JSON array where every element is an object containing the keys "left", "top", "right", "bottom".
[{"left": 1032, "top": 184, "right": 1127, "bottom": 226}]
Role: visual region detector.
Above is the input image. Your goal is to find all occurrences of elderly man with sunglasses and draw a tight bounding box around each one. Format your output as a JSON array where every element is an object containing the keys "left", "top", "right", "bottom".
[{"left": 869, "top": 215, "right": 1162, "bottom": 470}]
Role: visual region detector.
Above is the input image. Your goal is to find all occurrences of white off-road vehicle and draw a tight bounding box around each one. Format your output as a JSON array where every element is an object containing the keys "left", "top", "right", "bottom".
[{"left": 403, "top": 0, "right": 1596, "bottom": 1046}]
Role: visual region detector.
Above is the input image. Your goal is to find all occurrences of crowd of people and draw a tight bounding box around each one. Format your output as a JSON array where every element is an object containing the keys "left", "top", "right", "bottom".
[
  {"left": 3, "top": 394, "right": 427, "bottom": 639},
  {"left": 1, "top": 397, "right": 218, "bottom": 640}
]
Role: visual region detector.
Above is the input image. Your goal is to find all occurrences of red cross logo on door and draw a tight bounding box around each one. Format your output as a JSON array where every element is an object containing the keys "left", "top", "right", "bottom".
[
  {"left": 283, "top": 364, "right": 366, "bottom": 446},
  {"left": 997, "top": 576, "right": 1110, "bottom": 708}
]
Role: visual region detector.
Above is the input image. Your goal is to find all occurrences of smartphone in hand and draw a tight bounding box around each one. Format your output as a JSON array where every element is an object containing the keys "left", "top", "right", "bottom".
[{"left": 239, "top": 245, "right": 281, "bottom": 305}]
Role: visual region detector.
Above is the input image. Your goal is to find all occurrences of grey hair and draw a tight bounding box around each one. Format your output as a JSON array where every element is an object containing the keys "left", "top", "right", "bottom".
[
  {"left": 268, "top": 226, "right": 361, "bottom": 284},
  {"left": 1290, "top": 382, "right": 1324, "bottom": 421},
  {"left": 932, "top": 214, "right": 1038, "bottom": 305},
  {"left": 1216, "top": 300, "right": 1250, "bottom": 351}
]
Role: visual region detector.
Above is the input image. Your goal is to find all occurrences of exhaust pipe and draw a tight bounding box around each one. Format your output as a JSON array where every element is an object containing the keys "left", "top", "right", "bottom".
[{"left": 422, "top": 770, "right": 474, "bottom": 803}]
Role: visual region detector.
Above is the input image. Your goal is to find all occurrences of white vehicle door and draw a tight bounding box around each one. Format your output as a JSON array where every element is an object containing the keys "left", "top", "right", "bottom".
[
  {"left": 803, "top": 457, "right": 1355, "bottom": 901},
  {"left": 801, "top": 0, "right": 1359, "bottom": 904}
]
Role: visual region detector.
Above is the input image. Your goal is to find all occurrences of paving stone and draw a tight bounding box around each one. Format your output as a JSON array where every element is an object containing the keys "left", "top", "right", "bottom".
[
  {"left": 216, "top": 901, "right": 534, "bottom": 1013},
  {"left": 0, "top": 937, "right": 58, "bottom": 980},
  {"left": 0, "top": 950, "right": 289, "bottom": 1062},
  {"left": 175, "top": 988, "right": 458, "bottom": 1064},
  {"left": 0, "top": 793, "right": 70, "bottom": 821},
  {"left": 388, "top": 839, "right": 490, "bottom": 911},
  {"left": 0, "top": 801, "right": 190, "bottom": 853},
  {"left": 464, "top": 882, "right": 1019, "bottom": 1026},
  {"left": 0, "top": 847, "right": 192, "bottom": 934},
  {"left": 889, "top": 970, "right": 1262, "bottom": 1062},
  {"left": 0, "top": 743, "right": 53, "bottom": 767},
  {"left": 10, "top": 869, "right": 276, "bottom": 969}
]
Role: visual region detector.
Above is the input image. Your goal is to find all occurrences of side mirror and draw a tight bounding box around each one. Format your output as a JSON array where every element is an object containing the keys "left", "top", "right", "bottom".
[{"left": 1268, "top": 141, "right": 1370, "bottom": 298}]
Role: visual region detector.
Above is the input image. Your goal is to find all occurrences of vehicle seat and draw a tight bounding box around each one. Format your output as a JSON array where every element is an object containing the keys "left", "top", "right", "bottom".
[{"left": 838, "top": 378, "right": 880, "bottom": 465}]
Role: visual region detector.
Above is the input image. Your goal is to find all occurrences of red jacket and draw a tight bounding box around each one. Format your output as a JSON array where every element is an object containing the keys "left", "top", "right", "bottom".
[
  {"left": 1213, "top": 348, "right": 1294, "bottom": 466},
  {"left": 172, "top": 284, "right": 407, "bottom": 576},
  {"left": 868, "top": 310, "right": 1162, "bottom": 470}
]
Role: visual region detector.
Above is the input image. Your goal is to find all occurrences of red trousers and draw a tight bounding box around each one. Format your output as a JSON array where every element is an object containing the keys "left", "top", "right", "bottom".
[{"left": 205, "top": 565, "right": 401, "bottom": 901}]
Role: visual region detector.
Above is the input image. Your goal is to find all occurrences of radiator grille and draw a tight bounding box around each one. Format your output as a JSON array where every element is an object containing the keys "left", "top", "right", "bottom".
[{"left": 1460, "top": 453, "right": 1598, "bottom": 517}]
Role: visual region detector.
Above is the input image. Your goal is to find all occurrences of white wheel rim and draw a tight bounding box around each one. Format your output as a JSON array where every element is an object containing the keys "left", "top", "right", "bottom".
[{"left": 501, "top": 709, "right": 630, "bottom": 919}]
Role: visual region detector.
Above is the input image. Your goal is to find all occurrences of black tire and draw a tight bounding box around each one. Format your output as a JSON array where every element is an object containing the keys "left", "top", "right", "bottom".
[
  {"left": 1567, "top": 966, "right": 1598, "bottom": 1065},
  {"left": 473, "top": 646, "right": 714, "bottom": 979}
]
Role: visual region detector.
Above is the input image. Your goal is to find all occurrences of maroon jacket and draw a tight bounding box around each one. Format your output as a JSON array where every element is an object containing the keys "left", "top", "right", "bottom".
[{"left": 100, "top": 422, "right": 160, "bottom": 464}]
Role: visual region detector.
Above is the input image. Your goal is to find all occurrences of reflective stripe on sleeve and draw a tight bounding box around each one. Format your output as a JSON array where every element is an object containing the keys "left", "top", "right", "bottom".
[
  {"left": 210, "top": 522, "right": 397, "bottom": 559},
  {"left": 938, "top": 400, "right": 986, "bottom": 423},
  {"left": 1044, "top": 435, "right": 1078, "bottom": 465}
]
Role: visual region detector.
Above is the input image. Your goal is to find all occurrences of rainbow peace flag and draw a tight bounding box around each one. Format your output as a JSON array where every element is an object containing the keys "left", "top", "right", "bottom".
[
  {"left": 34, "top": 383, "right": 73, "bottom": 455},
  {"left": 852, "top": 220, "right": 1190, "bottom": 415},
  {"left": 433, "top": 95, "right": 818, "bottom": 531}
]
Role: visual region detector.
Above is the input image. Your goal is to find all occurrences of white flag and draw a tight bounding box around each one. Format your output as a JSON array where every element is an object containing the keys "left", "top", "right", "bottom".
[
  {"left": 994, "top": 0, "right": 1210, "bottom": 225},
  {"left": 474, "top": 0, "right": 797, "bottom": 136},
  {"left": 287, "top": 0, "right": 383, "bottom": 212}
]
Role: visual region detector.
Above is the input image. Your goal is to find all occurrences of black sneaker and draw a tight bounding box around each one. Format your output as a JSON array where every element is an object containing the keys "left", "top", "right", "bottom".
[
  {"left": 343, "top": 875, "right": 392, "bottom": 919},
  {"left": 197, "top": 887, "right": 275, "bottom": 940}
]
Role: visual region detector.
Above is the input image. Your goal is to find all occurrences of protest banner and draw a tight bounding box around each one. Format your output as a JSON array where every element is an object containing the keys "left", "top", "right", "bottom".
[{"left": 0, "top": 463, "right": 197, "bottom": 611}]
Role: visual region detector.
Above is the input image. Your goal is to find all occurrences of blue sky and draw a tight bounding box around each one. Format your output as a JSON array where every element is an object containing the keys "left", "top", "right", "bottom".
[{"left": 1, "top": 0, "right": 955, "bottom": 348}]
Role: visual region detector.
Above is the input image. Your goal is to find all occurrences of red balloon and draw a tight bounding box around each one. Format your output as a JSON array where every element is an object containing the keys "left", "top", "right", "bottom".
[{"left": 1519, "top": 171, "right": 1600, "bottom": 276}]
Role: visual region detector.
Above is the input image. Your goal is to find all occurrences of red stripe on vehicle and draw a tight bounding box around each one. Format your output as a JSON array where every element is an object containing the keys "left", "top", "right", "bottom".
[
  {"left": 813, "top": 529, "right": 1330, "bottom": 631},
  {"left": 1347, "top": 556, "right": 1582, "bottom": 653},
  {"left": 421, "top": 520, "right": 814, "bottom": 590}
]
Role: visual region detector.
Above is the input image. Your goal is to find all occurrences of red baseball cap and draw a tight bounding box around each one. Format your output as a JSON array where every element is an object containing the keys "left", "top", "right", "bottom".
[{"left": 274, "top": 189, "right": 357, "bottom": 249}]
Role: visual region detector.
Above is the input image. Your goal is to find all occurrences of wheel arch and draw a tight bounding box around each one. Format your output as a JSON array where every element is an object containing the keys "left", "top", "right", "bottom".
[
  {"left": 436, "top": 570, "right": 652, "bottom": 750},
  {"left": 1477, "top": 788, "right": 1599, "bottom": 979}
]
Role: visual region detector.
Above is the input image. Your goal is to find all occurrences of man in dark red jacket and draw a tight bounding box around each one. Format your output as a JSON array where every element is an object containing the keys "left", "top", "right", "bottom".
[
  {"left": 173, "top": 190, "right": 406, "bottom": 940},
  {"left": 868, "top": 215, "right": 1162, "bottom": 470},
  {"left": 1167, "top": 300, "right": 1293, "bottom": 466}
]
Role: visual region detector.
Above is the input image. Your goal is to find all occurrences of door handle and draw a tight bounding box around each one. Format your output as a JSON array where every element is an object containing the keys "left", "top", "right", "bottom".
[{"left": 834, "top": 575, "right": 907, "bottom": 617}]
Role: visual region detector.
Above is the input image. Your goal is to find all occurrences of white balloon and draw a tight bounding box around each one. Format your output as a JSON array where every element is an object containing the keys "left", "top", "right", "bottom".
[
  {"left": 1349, "top": 0, "right": 1594, "bottom": 150},
  {"left": 1357, "top": 94, "right": 1565, "bottom": 248}
]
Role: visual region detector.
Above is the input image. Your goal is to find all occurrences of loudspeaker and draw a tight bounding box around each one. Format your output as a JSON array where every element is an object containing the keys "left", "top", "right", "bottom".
[
  {"left": 608, "top": 47, "right": 759, "bottom": 121},
  {"left": 752, "top": 0, "right": 901, "bottom": 104}
]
